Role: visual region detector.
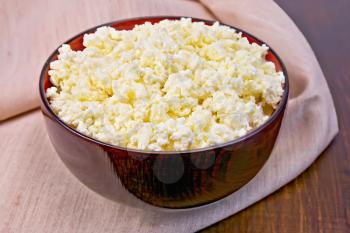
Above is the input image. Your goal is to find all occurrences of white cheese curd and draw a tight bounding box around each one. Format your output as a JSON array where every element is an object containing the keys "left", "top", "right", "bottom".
[{"left": 47, "top": 18, "right": 285, "bottom": 151}]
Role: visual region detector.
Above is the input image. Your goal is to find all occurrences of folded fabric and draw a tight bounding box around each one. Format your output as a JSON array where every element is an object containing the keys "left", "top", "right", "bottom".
[{"left": 0, "top": 0, "right": 338, "bottom": 232}]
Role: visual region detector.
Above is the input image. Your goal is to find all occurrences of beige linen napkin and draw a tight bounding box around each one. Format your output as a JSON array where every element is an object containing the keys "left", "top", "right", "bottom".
[{"left": 0, "top": 0, "right": 338, "bottom": 232}]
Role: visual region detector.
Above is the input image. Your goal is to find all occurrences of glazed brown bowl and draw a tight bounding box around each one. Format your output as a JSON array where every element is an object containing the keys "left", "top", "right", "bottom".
[{"left": 39, "top": 16, "right": 289, "bottom": 210}]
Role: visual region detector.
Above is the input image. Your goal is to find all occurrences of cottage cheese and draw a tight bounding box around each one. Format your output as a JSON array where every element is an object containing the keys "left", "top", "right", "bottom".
[{"left": 47, "top": 18, "right": 285, "bottom": 151}]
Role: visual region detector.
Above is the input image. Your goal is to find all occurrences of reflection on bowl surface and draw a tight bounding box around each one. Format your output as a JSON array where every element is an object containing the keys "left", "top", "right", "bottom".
[{"left": 39, "top": 16, "right": 289, "bottom": 209}]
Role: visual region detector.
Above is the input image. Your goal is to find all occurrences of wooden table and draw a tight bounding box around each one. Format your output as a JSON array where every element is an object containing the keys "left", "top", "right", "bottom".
[{"left": 202, "top": 0, "right": 350, "bottom": 232}]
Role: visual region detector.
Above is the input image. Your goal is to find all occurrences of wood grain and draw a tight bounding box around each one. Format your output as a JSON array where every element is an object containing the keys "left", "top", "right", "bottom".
[{"left": 203, "top": 0, "right": 350, "bottom": 232}]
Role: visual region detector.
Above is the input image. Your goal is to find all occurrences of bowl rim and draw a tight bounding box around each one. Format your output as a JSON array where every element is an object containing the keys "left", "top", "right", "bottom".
[{"left": 39, "top": 15, "right": 289, "bottom": 155}]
